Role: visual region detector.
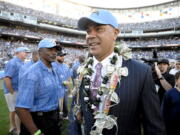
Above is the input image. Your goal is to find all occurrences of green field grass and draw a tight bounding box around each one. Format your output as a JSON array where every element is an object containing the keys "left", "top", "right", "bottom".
[
  {"left": 0, "top": 80, "right": 9, "bottom": 135},
  {"left": 0, "top": 80, "right": 70, "bottom": 135}
]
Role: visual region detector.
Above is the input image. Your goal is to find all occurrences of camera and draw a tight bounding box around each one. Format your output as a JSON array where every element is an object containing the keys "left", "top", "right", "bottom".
[{"left": 141, "top": 49, "right": 159, "bottom": 82}]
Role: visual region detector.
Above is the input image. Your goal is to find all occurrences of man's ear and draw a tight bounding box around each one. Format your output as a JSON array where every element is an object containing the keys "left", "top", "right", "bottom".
[{"left": 113, "top": 28, "right": 120, "bottom": 41}]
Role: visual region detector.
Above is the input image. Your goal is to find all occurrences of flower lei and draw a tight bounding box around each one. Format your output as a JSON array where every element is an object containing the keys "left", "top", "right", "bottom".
[{"left": 76, "top": 43, "right": 132, "bottom": 135}]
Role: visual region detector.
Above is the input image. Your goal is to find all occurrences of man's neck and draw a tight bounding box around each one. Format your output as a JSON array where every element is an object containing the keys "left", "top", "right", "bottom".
[
  {"left": 57, "top": 60, "right": 63, "bottom": 64},
  {"left": 41, "top": 59, "right": 52, "bottom": 68},
  {"left": 95, "top": 51, "right": 114, "bottom": 62},
  {"left": 93, "top": 52, "right": 115, "bottom": 66}
]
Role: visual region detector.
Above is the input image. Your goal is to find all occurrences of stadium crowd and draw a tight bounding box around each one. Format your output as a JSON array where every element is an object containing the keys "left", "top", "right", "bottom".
[
  {"left": 0, "top": 1, "right": 180, "bottom": 32},
  {"left": 122, "top": 36, "right": 180, "bottom": 47},
  {"left": 0, "top": 39, "right": 179, "bottom": 59},
  {"left": 0, "top": 1, "right": 77, "bottom": 28},
  {"left": 0, "top": 39, "right": 87, "bottom": 68},
  {"left": 0, "top": 39, "right": 179, "bottom": 68},
  {"left": 1, "top": 25, "right": 180, "bottom": 48},
  {"left": 133, "top": 50, "right": 180, "bottom": 60},
  {"left": 119, "top": 17, "right": 180, "bottom": 32},
  {"left": 0, "top": 26, "right": 86, "bottom": 43}
]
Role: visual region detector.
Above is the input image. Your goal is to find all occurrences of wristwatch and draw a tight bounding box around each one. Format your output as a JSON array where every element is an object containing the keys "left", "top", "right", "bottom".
[{"left": 159, "top": 76, "right": 164, "bottom": 80}]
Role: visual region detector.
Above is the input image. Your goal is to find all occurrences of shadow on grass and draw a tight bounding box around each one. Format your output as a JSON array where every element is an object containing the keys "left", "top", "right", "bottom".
[{"left": 0, "top": 87, "right": 9, "bottom": 135}]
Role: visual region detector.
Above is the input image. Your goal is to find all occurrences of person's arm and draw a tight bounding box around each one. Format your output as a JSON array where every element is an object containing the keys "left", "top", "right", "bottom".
[
  {"left": 64, "top": 66, "right": 73, "bottom": 94},
  {"left": 66, "top": 77, "right": 72, "bottom": 94},
  {"left": 15, "top": 108, "right": 40, "bottom": 134},
  {"left": 158, "top": 76, "right": 173, "bottom": 90},
  {"left": 16, "top": 70, "right": 43, "bottom": 134},
  {"left": 4, "top": 77, "right": 14, "bottom": 94},
  {"left": 154, "top": 63, "right": 173, "bottom": 91},
  {"left": 141, "top": 66, "right": 166, "bottom": 135},
  {"left": 4, "top": 61, "right": 16, "bottom": 94},
  {"left": 75, "top": 79, "right": 83, "bottom": 124}
]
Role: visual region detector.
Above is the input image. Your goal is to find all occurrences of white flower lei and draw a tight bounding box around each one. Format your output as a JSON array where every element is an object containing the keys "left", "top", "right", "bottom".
[{"left": 76, "top": 44, "right": 132, "bottom": 135}]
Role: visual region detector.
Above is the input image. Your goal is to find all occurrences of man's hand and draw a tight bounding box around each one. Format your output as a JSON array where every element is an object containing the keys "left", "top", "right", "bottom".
[
  {"left": 76, "top": 111, "right": 83, "bottom": 124},
  {"left": 154, "top": 62, "right": 162, "bottom": 78},
  {"left": 15, "top": 107, "right": 39, "bottom": 134},
  {"left": 4, "top": 77, "right": 15, "bottom": 94}
]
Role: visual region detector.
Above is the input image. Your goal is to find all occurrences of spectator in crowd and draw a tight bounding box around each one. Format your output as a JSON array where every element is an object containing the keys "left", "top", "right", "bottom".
[
  {"left": 53, "top": 50, "right": 71, "bottom": 118},
  {"left": 71, "top": 55, "right": 85, "bottom": 85},
  {"left": 169, "top": 56, "right": 180, "bottom": 75},
  {"left": 3, "top": 47, "right": 30, "bottom": 135},
  {"left": 19, "top": 50, "right": 39, "bottom": 80},
  {"left": 154, "top": 59, "right": 175, "bottom": 103},
  {"left": 76, "top": 9, "right": 166, "bottom": 135},
  {"left": 15, "top": 39, "right": 64, "bottom": 135},
  {"left": 161, "top": 71, "right": 180, "bottom": 135}
]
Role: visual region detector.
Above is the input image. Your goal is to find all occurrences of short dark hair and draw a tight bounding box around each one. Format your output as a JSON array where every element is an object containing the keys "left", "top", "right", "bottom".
[
  {"left": 79, "top": 55, "right": 85, "bottom": 63},
  {"left": 175, "top": 71, "right": 180, "bottom": 80},
  {"left": 158, "top": 59, "right": 169, "bottom": 65}
]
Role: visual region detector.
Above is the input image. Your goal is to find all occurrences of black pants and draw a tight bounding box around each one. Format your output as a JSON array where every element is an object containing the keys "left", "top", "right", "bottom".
[
  {"left": 20, "top": 110, "right": 61, "bottom": 135},
  {"left": 63, "top": 92, "right": 68, "bottom": 118}
]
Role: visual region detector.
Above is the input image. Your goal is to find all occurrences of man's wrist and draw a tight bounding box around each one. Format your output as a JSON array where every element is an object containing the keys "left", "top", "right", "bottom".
[
  {"left": 10, "top": 91, "right": 14, "bottom": 94},
  {"left": 158, "top": 76, "right": 164, "bottom": 80}
]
